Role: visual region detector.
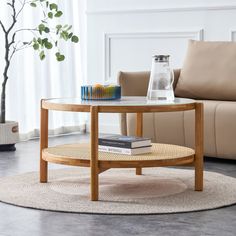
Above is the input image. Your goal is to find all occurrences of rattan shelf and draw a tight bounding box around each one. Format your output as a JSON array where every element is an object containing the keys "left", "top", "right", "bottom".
[{"left": 42, "top": 143, "right": 195, "bottom": 168}]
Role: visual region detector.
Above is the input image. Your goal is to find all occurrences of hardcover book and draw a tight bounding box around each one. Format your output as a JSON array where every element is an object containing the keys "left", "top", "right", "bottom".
[
  {"left": 98, "top": 135, "right": 151, "bottom": 148},
  {"left": 99, "top": 145, "right": 152, "bottom": 155}
]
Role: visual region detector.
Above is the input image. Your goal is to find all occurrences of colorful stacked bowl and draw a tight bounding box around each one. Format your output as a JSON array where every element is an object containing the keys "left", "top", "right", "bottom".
[{"left": 81, "top": 84, "right": 121, "bottom": 100}]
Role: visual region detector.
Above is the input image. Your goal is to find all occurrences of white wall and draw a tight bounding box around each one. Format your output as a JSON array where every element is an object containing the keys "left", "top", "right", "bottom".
[{"left": 86, "top": 0, "right": 236, "bottom": 134}]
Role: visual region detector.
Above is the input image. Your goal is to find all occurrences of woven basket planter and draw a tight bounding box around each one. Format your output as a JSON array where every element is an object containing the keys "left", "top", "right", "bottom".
[{"left": 0, "top": 121, "right": 19, "bottom": 151}]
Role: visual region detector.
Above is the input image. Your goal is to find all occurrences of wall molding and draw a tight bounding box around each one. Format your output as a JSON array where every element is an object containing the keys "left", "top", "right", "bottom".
[
  {"left": 87, "top": 5, "right": 236, "bottom": 15},
  {"left": 104, "top": 30, "right": 204, "bottom": 82}
]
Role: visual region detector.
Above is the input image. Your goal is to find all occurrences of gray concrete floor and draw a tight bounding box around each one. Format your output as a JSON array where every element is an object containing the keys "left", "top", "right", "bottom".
[{"left": 0, "top": 133, "right": 236, "bottom": 236}]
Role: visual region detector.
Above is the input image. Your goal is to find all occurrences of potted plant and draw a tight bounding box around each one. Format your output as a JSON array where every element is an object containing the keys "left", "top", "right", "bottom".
[{"left": 0, "top": 0, "right": 79, "bottom": 151}]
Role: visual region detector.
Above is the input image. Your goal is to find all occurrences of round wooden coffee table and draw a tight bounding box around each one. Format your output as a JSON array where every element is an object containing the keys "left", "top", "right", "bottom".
[{"left": 40, "top": 97, "right": 204, "bottom": 201}]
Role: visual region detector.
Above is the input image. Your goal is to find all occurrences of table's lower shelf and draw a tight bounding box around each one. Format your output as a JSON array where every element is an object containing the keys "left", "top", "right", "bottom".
[{"left": 42, "top": 143, "right": 195, "bottom": 168}]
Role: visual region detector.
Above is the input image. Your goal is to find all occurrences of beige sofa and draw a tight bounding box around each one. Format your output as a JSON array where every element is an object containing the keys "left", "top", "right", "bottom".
[{"left": 118, "top": 40, "right": 236, "bottom": 160}]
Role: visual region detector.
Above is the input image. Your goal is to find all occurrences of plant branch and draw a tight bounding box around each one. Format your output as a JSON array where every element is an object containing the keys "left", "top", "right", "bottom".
[
  {"left": 9, "top": 28, "right": 39, "bottom": 61},
  {"left": 9, "top": 32, "right": 16, "bottom": 47},
  {"left": 9, "top": 46, "right": 18, "bottom": 61},
  {"left": 16, "top": 44, "right": 32, "bottom": 52},
  {"left": 0, "top": 20, "right": 7, "bottom": 33},
  {"left": 1, "top": 31, "right": 10, "bottom": 123},
  {"left": 16, "top": 0, "right": 26, "bottom": 18},
  {"left": 39, "top": 1, "right": 47, "bottom": 19},
  {"left": 6, "top": 0, "right": 17, "bottom": 34},
  {"left": 15, "top": 28, "right": 39, "bottom": 34},
  {"left": 9, "top": 42, "right": 33, "bottom": 61},
  {"left": 1, "top": 0, "right": 17, "bottom": 123}
]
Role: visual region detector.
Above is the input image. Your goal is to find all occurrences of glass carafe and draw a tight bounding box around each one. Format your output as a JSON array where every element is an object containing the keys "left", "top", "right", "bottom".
[{"left": 147, "top": 55, "right": 175, "bottom": 102}]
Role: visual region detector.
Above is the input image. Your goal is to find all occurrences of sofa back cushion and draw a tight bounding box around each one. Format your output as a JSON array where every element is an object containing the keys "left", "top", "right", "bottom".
[
  {"left": 118, "top": 71, "right": 150, "bottom": 96},
  {"left": 175, "top": 40, "right": 236, "bottom": 100}
]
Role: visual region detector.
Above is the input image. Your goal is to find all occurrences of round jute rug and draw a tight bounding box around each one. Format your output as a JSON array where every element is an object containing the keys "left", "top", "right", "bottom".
[{"left": 0, "top": 168, "right": 236, "bottom": 215}]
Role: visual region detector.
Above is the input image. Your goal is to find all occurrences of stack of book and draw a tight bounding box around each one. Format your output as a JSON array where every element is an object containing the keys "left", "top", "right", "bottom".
[{"left": 98, "top": 135, "right": 152, "bottom": 155}]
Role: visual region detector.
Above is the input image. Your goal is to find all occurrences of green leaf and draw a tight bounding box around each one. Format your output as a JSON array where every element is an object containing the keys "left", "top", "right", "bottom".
[
  {"left": 45, "top": 41, "right": 53, "bottom": 49},
  {"left": 38, "top": 24, "right": 46, "bottom": 35},
  {"left": 42, "top": 38, "right": 48, "bottom": 45},
  {"left": 33, "top": 43, "right": 39, "bottom": 50},
  {"left": 67, "top": 25, "right": 72, "bottom": 31},
  {"left": 71, "top": 35, "right": 79, "bottom": 43},
  {"left": 54, "top": 11, "right": 63, "bottom": 17},
  {"left": 49, "top": 3, "right": 58, "bottom": 11},
  {"left": 60, "top": 31, "right": 69, "bottom": 41},
  {"left": 56, "top": 24, "right": 62, "bottom": 30},
  {"left": 68, "top": 33, "right": 73, "bottom": 39},
  {"left": 30, "top": 2, "right": 37, "bottom": 7},
  {"left": 56, "top": 24, "right": 62, "bottom": 34},
  {"left": 39, "top": 51, "right": 46, "bottom": 60},
  {"left": 38, "top": 23, "right": 45, "bottom": 31},
  {"left": 37, "top": 38, "right": 42, "bottom": 45},
  {"left": 48, "top": 12, "right": 53, "bottom": 18},
  {"left": 55, "top": 52, "right": 65, "bottom": 61},
  {"left": 44, "top": 27, "right": 50, "bottom": 33},
  {"left": 57, "top": 55, "right": 65, "bottom": 61}
]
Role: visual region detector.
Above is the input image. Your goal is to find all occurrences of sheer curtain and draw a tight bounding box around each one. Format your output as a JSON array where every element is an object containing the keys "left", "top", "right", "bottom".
[{"left": 0, "top": 0, "right": 87, "bottom": 140}]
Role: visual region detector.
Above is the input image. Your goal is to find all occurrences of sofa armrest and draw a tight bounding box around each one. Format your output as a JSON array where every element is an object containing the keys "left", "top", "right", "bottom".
[
  {"left": 173, "top": 69, "right": 181, "bottom": 90},
  {"left": 117, "top": 69, "right": 181, "bottom": 135}
]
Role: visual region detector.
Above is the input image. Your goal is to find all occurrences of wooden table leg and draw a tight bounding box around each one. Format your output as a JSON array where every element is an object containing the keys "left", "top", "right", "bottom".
[
  {"left": 195, "top": 103, "right": 204, "bottom": 191},
  {"left": 90, "top": 106, "right": 99, "bottom": 201},
  {"left": 40, "top": 100, "right": 48, "bottom": 183},
  {"left": 136, "top": 112, "right": 143, "bottom": 175}
]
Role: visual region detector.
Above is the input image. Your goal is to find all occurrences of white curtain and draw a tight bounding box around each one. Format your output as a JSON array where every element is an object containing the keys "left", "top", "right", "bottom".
[{"left": 0, "top": 0, "right": 87, "bottom": 140}]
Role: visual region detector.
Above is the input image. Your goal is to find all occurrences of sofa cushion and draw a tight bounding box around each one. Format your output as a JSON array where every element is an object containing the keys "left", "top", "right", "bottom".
[
  {"left": 175, "top": 40, "right": 236, "bottom": 101},
  {"left": 124, "top": 100, "right": 236, "bottom": 159}
]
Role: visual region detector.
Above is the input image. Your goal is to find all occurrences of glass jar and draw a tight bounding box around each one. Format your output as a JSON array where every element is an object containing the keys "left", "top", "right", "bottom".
[{"left": 147, "top": 55, "right": 175, "bottom": 102}]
